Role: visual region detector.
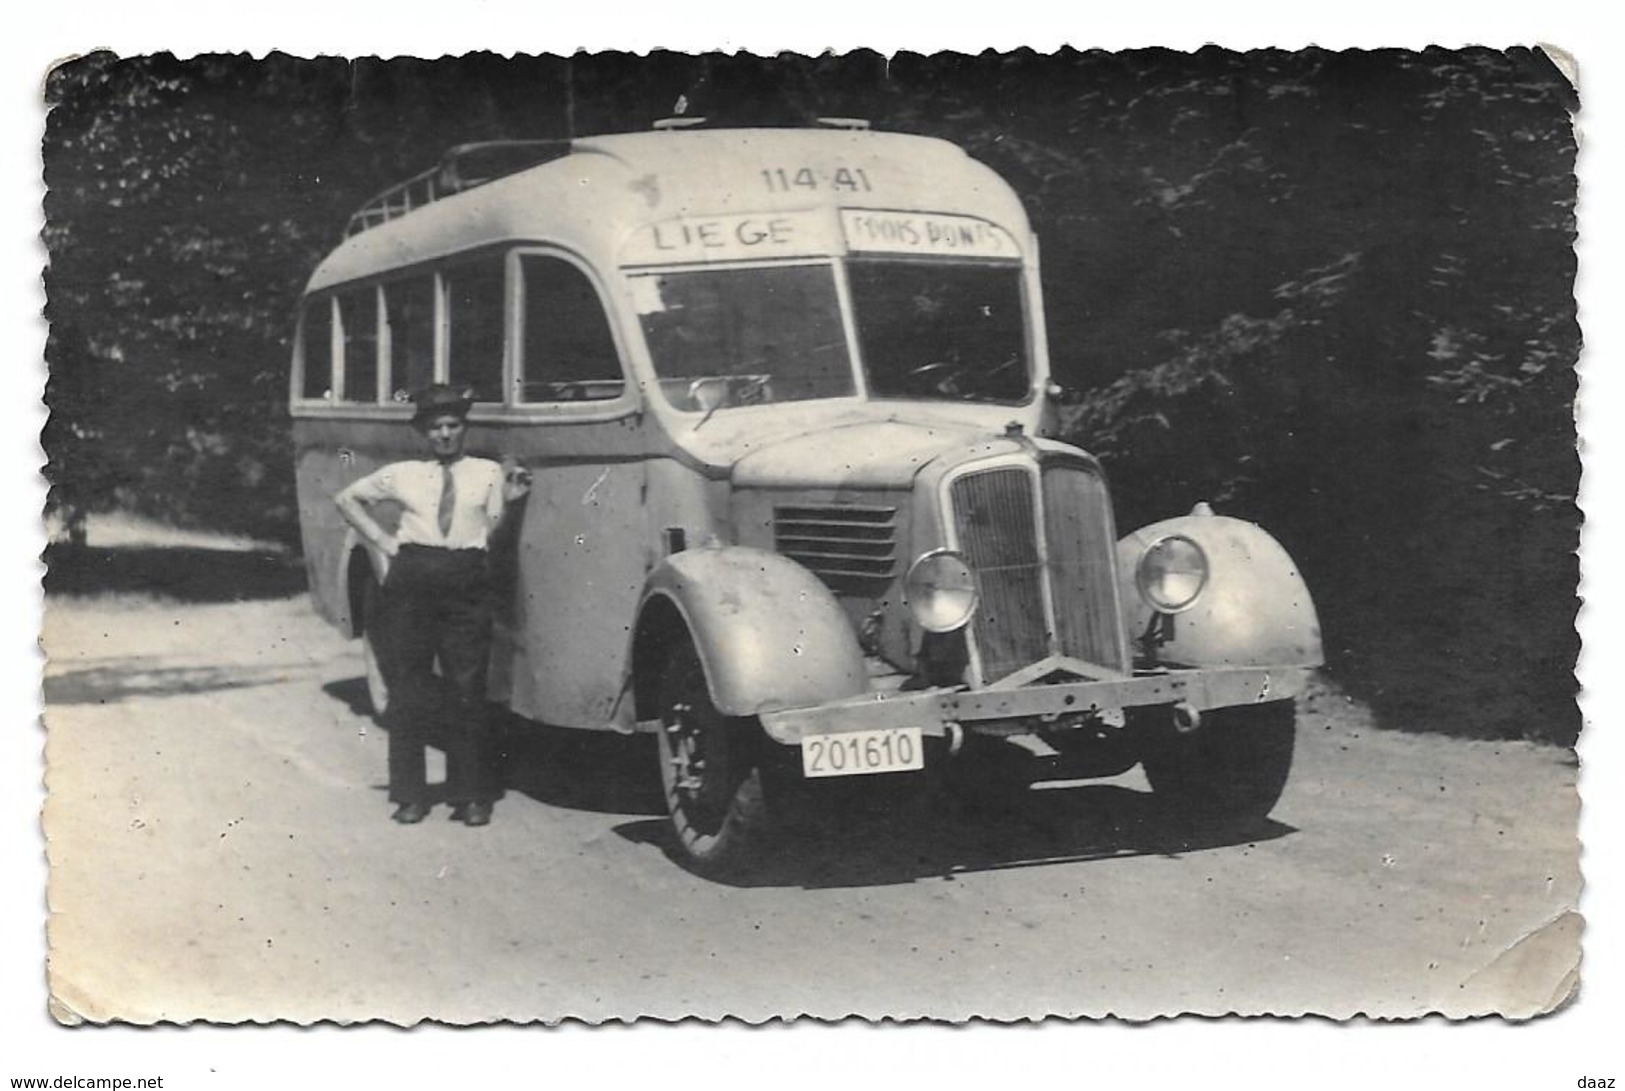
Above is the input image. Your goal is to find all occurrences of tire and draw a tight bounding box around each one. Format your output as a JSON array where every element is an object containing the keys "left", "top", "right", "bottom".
[
  {"left": 1141, "top": 699, "right": 1296, "bottom": 825},
  {"left": 654, "top": 642, "right": 769, "bottom": 875},
  {"left": 359, "top": 574, "right": 392, "bottom": 717}
]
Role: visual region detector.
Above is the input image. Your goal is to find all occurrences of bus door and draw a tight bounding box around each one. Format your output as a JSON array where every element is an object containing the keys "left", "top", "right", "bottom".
[{"left": 495, "top": 250, "right": 649, "bottom": 732}]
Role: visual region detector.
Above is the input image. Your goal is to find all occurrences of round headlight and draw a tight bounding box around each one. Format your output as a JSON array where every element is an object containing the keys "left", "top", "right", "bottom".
[
  {"left": 904, "top": 549, "right": 979, "bottom": 633},
  {"left": 1136, "top": 534, "right": 1209, "bottom": 613}
]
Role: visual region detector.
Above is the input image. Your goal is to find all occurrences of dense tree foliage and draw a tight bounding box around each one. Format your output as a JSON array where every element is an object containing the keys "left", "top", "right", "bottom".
[{"left": 42, "top": 49, "right": 1578, "bottom": 742}]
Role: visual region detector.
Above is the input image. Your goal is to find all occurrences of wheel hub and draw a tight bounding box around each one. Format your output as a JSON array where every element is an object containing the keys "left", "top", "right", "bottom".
[{"left": 665, "top": 701, "right": 707, "bottom": 795}]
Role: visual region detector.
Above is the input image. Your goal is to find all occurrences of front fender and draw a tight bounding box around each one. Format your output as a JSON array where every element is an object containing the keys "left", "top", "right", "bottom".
[
  {"left": 638, "top": 546, "right": 867, "bottom": 719},
  {"left": 1116, "top": 511, "right": 1322, "bottom": 670}
]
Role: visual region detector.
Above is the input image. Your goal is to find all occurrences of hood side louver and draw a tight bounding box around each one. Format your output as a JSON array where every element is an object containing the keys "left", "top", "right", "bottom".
[{"left": 774, "top": 504, "right": 899, "bottom": 587}]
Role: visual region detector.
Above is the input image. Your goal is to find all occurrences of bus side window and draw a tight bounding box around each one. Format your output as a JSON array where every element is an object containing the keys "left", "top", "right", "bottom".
[
  {"left": 445, "top": 257, "right": 506, "bottom": 403},
  {"left": 518, "top": 255, "right": 625, "bottom": 403},
  {"left": 384, "top": 275, "right": 436, "bottom": 400},
  {"left": 337, "top": 286, "right": 380, "bottom": 403},
  {"left": 299, "top": 296, "right": 335, "bottom": 401}
]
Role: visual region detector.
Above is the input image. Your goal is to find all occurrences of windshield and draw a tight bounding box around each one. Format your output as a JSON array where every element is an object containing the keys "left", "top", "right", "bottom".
[
  {"left": 631, "top": 264, "right": 856, "bottom": 411},
  {"left": 630, "top": 258, "right": 1033, "bottom": 413},
  {"left": 849, "top": 261, "right": 1031, "bottom": 403}
]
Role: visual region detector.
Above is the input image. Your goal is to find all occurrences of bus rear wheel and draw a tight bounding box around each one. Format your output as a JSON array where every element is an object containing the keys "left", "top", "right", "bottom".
[
  {"left": 359, "top": 575, "right": 392, "bottom": 717},
  {"left": 655, "top": 642, "right": 768, "bottom": 876}
]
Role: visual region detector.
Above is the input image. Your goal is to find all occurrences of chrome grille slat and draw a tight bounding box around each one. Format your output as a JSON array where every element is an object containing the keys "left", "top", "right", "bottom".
[
  {"left": 778, "top": 546, "right": 896, "bottom": 559},
  {"left": 776, "top": 532, "right": 895, "bottom": 544},
  {"left": 775, "top": 538, "right": 896, "bottom": 553},
  {"left": 776, "top": 505, "right": 895, "bottom": 520}
]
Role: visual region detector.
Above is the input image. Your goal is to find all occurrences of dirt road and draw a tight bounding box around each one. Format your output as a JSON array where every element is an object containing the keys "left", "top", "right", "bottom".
[{"left": 41, "top": 593, "right": 1580, "bottom": 1024}]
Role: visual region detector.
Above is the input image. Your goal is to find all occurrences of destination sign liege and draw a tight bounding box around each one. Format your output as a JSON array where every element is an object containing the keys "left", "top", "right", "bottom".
[{"left": 622, "top": 210, "right": 1019, "bottom": 265}]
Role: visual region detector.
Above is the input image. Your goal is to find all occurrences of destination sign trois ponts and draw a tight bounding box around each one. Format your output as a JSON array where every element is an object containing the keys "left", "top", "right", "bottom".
[
  {"left": 840, "top": 211, "right": 1018, "bottom": 259},
  {"left": 619, "top": 210, "right": 1020, "bottom": 266}
]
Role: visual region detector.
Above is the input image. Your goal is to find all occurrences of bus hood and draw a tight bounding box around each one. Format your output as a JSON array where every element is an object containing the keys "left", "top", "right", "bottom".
[{"left": 730, "top": 417, "right": 1014, "bottom": 490}]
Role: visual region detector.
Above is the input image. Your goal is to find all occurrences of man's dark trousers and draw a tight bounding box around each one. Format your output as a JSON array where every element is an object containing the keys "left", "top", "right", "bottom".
[{"left": 380, "top": 544, "right": 496, "bottom": 807}]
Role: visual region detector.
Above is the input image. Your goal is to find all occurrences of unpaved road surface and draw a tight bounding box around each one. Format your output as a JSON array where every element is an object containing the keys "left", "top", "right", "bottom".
[{"left": 41, "top": 594, "right": 1580, "bottom": 1024}]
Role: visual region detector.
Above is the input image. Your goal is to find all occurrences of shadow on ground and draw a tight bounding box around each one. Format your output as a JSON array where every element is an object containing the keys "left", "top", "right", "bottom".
[
  {"left": 500, "top": 718, "right": 667, "bottom": 817},
  {"left": 321, "top": 683, "right": 667, "bottom": 817},
  {"left": 42, "top": 543, "right": 307, "bottom": 603},
  {"left": 47, "top": 659, "right": 325, "bottom": 705},
  {"left": 322, "top": 677, "right": 374, "bottom": 719},
  {"left": 613, "top": 781, "right": 1295, "bottom": 890},
  {"left": 322, "top": 680, "right": 1293, "bottom": 887}
]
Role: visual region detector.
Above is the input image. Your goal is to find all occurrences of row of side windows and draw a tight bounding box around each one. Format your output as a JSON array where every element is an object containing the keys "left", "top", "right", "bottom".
[{"left": 299, "top": 253, "right": 624, "bottom": 405}]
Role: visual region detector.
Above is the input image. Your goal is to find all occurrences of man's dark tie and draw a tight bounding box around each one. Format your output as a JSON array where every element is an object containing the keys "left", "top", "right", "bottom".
[{"left": 437, "top": 464, "right": 455, "bottom": 538}]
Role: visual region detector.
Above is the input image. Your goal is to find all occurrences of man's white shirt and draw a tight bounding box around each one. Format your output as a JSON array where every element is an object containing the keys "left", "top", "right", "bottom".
[{"left": 337, "top": 457, "right": 506, "bottom": 549}]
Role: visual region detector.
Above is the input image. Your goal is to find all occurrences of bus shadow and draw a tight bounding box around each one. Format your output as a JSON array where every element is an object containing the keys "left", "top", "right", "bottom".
[
  {"left": 320, "top": 684, "right": 666, "bottom": 817},
  {"left": 498, "top": 717, "right": 666, "bottom": 817},
  {"left": 319, "top": 679, "right": 1294, "bottom": 882},
  {"left": 614, "top": 780, "right": 1296, "bottom": 889}
]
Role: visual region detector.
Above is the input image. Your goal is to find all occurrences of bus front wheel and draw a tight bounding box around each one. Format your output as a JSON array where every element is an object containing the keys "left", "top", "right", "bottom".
[{"left": 655, "top": 642, "right": 768, "bottom": 875}]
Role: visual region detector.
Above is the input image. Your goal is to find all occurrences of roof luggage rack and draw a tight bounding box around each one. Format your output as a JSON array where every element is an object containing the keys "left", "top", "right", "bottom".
[
  {"left": 344, "top": 140, "right": 573, "bottom": 238},
  {"left": 649, "top": 115, "right": 871, "bottom": 131}
]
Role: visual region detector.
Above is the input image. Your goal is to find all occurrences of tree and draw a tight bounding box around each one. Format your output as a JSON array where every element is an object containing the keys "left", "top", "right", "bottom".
[{"left": 42, "top": 50, "right": 1579, "bottom": 741}]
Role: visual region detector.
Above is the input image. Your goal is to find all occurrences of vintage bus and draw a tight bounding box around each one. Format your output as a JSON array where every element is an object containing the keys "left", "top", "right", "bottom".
[{"left": 291, "top": 120, "right": 1322, "bottom": 873}]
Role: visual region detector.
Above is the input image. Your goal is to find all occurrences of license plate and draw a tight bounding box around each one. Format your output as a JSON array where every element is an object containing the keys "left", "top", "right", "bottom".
[{"left": 800, "top": 727, "right": 925, "bottom": 778}]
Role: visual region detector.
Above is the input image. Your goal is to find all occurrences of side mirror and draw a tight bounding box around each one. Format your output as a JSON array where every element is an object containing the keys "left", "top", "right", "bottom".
[
  {"left": 688, "top": 377, "right": 729, "bottom": 414},
  {"left": 1038, "top": 381, "right": 1072, "bottom": 439}
]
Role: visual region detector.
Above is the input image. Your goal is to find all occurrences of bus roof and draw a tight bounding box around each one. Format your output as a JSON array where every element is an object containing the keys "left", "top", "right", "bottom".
[{"left": 304, "top": 127, "right": 1032, "bottom": 294}]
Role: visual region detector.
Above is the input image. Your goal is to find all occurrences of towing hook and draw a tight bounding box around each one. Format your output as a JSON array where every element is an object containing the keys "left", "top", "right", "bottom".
[
  {"left": 1171, "top": 702, "right": 1201, "bottom": 735},
  {"left": 945, "top": 720, "right": 965, "bottom": 757}
]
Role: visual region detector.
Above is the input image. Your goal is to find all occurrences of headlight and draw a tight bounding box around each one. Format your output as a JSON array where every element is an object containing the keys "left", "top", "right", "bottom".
[
  {"left": 904, "top": 549, "right": 979, "bottom": 632},
  {"left": 1136, "top": 534, "right": 1209, "bottom": 613}
]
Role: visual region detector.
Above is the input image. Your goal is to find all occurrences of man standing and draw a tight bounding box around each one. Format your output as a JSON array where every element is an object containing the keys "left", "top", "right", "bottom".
[{"left": 334, "top": 385, "right": 531, "bottom": 826}]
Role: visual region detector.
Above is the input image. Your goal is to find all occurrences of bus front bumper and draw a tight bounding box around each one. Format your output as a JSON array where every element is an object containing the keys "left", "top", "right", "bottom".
[{"left": 756, "top": 666, "right": 1315, "bottom": 746}]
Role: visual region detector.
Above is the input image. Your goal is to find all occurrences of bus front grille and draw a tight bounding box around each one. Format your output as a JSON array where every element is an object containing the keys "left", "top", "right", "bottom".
[
  {"left": 950, "top": 468, "right": 1048, "bottom": 682},
  {"left": 1041, "top": 464, "right": 1127, "bottom": 676},
  {"left": 950, "top": 462, "right": 1125, "bottom": 684}
]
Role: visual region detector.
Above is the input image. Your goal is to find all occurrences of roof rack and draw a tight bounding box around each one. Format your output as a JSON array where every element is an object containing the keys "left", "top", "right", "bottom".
[
  {"left": 344, "top": 140, "right": 573, "bottom": 239},
  {"left": 648, "top": 115, "right": 872, "bottom": 132},
  {"left": 652, "top": 116, "right": 709, "bottom": 131}
]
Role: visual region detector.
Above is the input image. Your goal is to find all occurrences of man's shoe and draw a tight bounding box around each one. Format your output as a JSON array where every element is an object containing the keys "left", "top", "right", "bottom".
[
  {"left": 391, "top": 802, "right": 429, "bottom": 824},
  {"left": 462, "top": 802, "right": 492, "bottom": 827}
]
